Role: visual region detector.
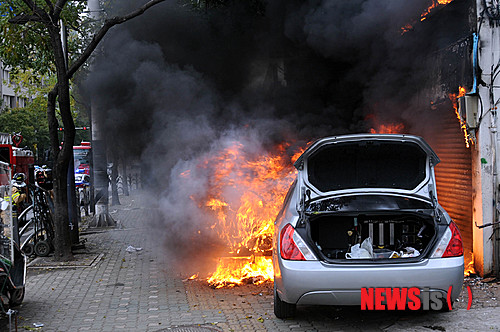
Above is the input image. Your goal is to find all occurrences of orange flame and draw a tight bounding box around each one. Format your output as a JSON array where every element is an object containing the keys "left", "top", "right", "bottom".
[
  {"left": 367, "top": 113, "right": 406, "bottom": 134},
  {"left": 207, "top": 256, "right": 274, "bottom": 288},
  {"left": 464, "top": 252, "right": 475, "bottom": 277},
  {"left": 449, "top": 86, "right": 474, "bottom": 148},
  {"left": 370, "top": 123, "right": 405, "bottom": 134},
  {"left": 401, "top": 0, "right": 454, "bottom": 34},
  {"left": 401, "top": 23, "right": 414, "bottom": 35},
  {"left": 186, "top": 141, "right": 301, "bottom": 287},
  {"left": 420, "top": 0, "right": 453, "bottom": 21}
]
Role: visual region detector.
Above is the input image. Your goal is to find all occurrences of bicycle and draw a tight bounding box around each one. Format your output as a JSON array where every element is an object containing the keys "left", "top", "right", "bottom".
[{"left": 19, "top": 185, "right": 55, "bottom": 257}]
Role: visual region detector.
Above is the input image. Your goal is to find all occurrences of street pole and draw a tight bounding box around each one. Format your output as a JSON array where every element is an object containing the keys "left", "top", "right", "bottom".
[
  {"left": 88, "top": 0, "right": 115, "bottom": 227},
  {"left": 473, "top": 0, "right": 498, "bottom": 277}
]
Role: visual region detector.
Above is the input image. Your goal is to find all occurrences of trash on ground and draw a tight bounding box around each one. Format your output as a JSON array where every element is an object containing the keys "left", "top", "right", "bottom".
[
  {"left": 33, "top": 323, "right": 44, "bottom": 327},
  {"left": 183, "top": 274, "right": 198, "bottom": 281},
  {"left": 126, "top": 245, "right": 143, "bottom": 252}
]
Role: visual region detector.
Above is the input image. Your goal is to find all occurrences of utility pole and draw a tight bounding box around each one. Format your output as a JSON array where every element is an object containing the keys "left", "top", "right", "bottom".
[
  {"left": 88, "top": 0, "right": 115, "bottom": 227},
  {"left": 472, "top": 0, "right": 498, "bottom": 277}
]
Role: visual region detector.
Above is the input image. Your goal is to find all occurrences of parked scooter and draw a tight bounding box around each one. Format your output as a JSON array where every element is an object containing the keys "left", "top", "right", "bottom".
[{"left": 0, "top": 162, "right": 26, "bottom": 310}]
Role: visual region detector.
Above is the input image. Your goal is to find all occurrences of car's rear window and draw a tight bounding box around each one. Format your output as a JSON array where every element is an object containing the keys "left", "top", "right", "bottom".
[{"left": 307, "top": 141, "right": 427, "bottom": 192}]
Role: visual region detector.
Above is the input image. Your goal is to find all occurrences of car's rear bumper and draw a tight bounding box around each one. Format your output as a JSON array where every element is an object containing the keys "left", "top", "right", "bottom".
[{"left": 275, "top": 256, "right": 464, "bottom": 305}]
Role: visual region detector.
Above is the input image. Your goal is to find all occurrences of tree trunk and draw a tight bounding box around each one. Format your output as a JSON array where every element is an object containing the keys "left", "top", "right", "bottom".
[
  {"left": 111, "top": 150, "right": 120, "bottom": 206},
  {"left": 5, "top": 0, "right": 169, "bottom": 260},
  {"left": 68, "top": 152, "right": 80, "bottom": 244},
  {"left": 121, "top": 153, "right": 129, "bottom": 196},
  {"left": 48, "top": 25, "right": 75, "bottom": 261}
]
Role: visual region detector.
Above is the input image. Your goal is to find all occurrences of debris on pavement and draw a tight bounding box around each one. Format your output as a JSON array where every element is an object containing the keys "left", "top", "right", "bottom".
[
  {"left": 183, "top": 274, "right": 199, "bottom": 281},
  {"left": 126, "top": 245, "right": 143, "bottom": 252}
]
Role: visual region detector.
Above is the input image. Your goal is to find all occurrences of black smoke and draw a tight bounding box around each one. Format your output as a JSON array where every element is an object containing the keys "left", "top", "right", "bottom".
[
  {"left": 85, "top": 0, "right": 471, "bottom": 153},
  {"left": 82, "top": 0, "right": 470, "bottom": 272}
]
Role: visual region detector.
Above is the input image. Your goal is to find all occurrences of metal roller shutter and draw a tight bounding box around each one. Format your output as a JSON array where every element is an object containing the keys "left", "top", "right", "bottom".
[{"left": 432, "top": 110, "right": 473, "bottom": 257}]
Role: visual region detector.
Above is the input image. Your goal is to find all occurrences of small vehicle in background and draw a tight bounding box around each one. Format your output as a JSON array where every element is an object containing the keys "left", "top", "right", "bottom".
[
  {"left": 73, "top": 142, "right": 91, "bottom": 175},
  {"left": 75, "top": 170, "right": 91, "bottom": 216}
]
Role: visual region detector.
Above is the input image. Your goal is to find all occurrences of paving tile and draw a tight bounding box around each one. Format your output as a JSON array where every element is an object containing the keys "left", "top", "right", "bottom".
[{"left": 0, "top": 192, "right": 498, "bottom": 331}]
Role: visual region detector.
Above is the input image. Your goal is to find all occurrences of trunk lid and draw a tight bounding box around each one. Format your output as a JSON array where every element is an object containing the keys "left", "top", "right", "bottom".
[{"left": 294, "top": 134, "right": 440, "bottom": 204}]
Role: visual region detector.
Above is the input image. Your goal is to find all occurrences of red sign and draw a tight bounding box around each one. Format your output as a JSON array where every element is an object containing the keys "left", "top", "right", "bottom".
[{"left": 361, "top": 286, "right": 472, "bottom": 311}]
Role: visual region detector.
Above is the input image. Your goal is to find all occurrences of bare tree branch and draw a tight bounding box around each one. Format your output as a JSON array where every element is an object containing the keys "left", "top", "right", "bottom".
[
  {"left": 9, "top": 0, "right": 52, "bottom": 25},
  {"left": 9, "top": 14, "right": 44, "bottom": 24},
  {"left": 24, "top": 0, "right": 49, "bottom": 20},
  {"left": 67, "top": 0, "right": 167, "bottom": 79},
  {"left": 22, "top": 0, "right": 36, "bottom": 11}
]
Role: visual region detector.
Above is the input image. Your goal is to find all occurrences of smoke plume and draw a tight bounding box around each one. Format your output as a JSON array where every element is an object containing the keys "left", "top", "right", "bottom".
[{"left": 83, "top": 0, "right": 464, "bottom": 273}]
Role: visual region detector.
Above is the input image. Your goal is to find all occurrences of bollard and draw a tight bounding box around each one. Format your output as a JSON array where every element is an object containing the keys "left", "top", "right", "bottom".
[{"left": 6, "top": 309, "right": 18, "bottom": 332}]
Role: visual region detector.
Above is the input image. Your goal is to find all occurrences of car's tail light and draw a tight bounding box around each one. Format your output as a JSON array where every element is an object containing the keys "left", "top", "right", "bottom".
[
  {"left": 280, "top": 224, "right": 316, "bottom": 261},
  {"left": 442, "top": 221, "right": 464, "bottom": 257},
  {"left": 431, "top": 221, "right": 463, "bottom": 258}
]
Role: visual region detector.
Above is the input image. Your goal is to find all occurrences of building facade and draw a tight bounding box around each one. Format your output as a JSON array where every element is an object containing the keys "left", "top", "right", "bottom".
[{"left": 0, "top": 60, "right": 30, "bottom": 111}]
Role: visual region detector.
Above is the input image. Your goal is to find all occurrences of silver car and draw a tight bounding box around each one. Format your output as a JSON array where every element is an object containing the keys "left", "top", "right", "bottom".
[{"left": 273, "top": 134, "right": 464, "bottom": 318}]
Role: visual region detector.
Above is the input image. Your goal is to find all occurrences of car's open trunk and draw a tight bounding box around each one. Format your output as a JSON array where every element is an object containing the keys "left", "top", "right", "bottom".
[{"left": 308, "top": 212, "right": 436, "bottom": 262}]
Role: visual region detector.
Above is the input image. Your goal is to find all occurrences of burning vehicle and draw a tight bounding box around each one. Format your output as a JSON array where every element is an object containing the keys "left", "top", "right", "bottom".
[{"left": 273, "top": 134, "right": 464, "bottom": 318}]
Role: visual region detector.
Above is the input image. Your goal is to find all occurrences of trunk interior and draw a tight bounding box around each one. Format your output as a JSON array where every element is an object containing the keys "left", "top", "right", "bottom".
[{"left": 308, "top": 213, "right": 436, "bottom": 261}]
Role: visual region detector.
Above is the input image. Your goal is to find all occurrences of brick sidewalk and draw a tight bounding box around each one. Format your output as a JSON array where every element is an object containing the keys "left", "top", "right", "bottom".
[{"left": 0, "top": 192, "right": 499, "bottom": 331}]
